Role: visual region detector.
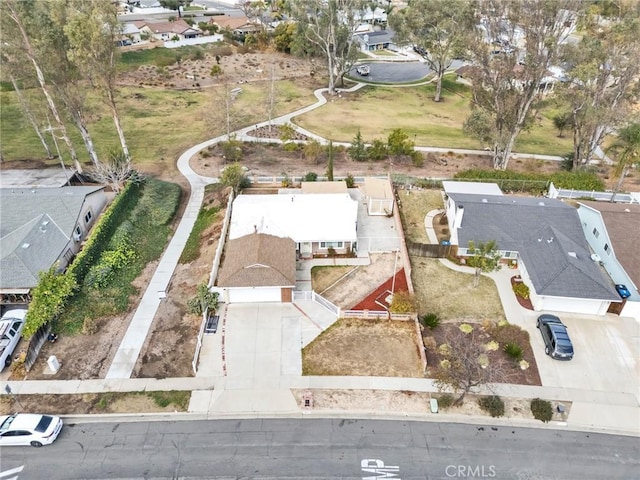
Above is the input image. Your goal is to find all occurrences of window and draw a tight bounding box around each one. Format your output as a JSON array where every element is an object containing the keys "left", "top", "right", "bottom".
[
  {"left": 320, "top": 241, "right": 343, "bottom": 249},
  {"left": 604, "top": 243, "right": 610, "bottom": 255},
  {"left": 73, "top": 226, "right": 82, "bottom": 241},
  {"left": 84, "top": 210, "right": 93, "bottom": 224},
  {"left": 592, "top": 227, "right": 599, "bottom": 238}
]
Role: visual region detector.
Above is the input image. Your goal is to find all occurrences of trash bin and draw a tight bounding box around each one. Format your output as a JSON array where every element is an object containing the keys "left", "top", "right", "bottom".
[{"left": 430, "top": 398, "right": 439, "bottom": 413}]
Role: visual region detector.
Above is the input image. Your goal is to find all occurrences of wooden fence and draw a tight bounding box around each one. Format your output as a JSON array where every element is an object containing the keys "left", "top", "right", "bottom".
[
  {"left": 407, "top": 241, "right": 458, "bottom": 258},
  {"left": 24, "top": 322, "right": 51, "bottom": 371}
]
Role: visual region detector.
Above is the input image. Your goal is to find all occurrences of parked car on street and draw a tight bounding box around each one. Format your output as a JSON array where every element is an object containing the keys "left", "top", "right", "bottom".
[
  {"left": 0, "top": 308, "right": 27, "bottom": 369},
  {"left": 536, "top": 314, "right": 574, "bottom": 360},
  {"left": 356, "top": 64, "right": 370, "bottom": 76},
  {"left": 0, "top": 414, "right": 63, "bottom": 447}
]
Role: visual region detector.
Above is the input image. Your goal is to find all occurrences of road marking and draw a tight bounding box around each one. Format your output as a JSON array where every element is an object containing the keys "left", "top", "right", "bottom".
[
  {"left": 361, "top": 459, "right": 400, "bottom": 479},
  {"left": 0, "top": 465, "right": 24, "bottom": 480}
]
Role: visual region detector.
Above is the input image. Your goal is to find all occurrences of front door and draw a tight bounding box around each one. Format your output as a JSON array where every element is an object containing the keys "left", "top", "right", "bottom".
[{"left": 300, "top": 242, "right": 312, "bottom": 259}]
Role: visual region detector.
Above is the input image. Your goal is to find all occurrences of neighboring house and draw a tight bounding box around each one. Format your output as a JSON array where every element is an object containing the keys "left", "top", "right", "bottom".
[
  {"left": 354, "top": 30, "right": 395, "bottom": 51},
  {"left": 0, "top": 186, "right": 107, "bottom": 303},
  {"left": 121, "top": 22, "right": 142, "bottom": 43},
  {"left": 229, "top": 193, "right": 358, "bottom": 259},
  {"left": 136, "top": 20, "right": 202, "bottom": 41},
  {"left": 444, "top": 183, "right": 620, "bottom": 316},
  {"left": 577, "top": 201, "right": 640, "bottom": 320},
  {"left": 209, "top": 14, "right": 252, "bottom": 32},
  {"left": 215, "top": 233, "right": 296, "bottom": 303},
  {"left": 363, "top": 177, "right": 394, "bottom": 216}
]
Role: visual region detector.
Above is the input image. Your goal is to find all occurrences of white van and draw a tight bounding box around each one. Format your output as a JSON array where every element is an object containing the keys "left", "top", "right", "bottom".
[{"left": 0, "top": 308, "right": 27, "bottom": 370}]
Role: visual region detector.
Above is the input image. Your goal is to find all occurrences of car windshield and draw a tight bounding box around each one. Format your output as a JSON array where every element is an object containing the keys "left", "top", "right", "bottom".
[
  {"left": 0, "top": 415, "right": 15, "bottom": 431},
  {"left": 35, "top": 415, "right": 52, "bottom": 433}
]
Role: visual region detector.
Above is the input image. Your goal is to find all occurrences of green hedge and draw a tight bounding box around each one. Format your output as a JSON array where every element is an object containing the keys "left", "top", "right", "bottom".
[{"left": 66, "top": 181, "right": 141, "bottom": 284}]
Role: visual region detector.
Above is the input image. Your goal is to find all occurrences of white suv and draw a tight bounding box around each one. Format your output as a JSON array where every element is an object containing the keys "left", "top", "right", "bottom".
[{"left": 0, "top": 308, "right": 27, "bottom": 370}]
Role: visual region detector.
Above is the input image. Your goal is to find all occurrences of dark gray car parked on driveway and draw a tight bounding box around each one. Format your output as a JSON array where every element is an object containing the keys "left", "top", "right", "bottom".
[{"left": 536, "top": 314, "right": 574, "bottom": 360}]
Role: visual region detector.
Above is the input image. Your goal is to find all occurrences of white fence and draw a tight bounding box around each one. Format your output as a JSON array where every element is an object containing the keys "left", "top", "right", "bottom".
[
  {"left": 342, "top": 310, "right": 415, "bottom": 321},
  {"left": 165, "top": 34, "right": 224, "bottom": 49},
  {"left": 548, "top": 182, "right": 639, "bottom": 204},
  {"left": 293, "top": 290, "right": 341, "bottom": 317}
]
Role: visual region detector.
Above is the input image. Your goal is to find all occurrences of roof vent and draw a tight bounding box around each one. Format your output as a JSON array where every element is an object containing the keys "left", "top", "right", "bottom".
[
  {"left": 21, "top": 243, "right": 30, "bottom": 249},
  {"left": 538, "top": 201, "right": 545, "bottom": 206},
  {"left": 625, "top": 208, "right": 631, "bottom": 213},
  {"left": 547, "top": 237, "right": 554, "bottom": 243},
  {"left": 568, "top": 251, "right": 577, "bottom": 258},
  {"left": 482, "top": 198, "right": 488, "bottom": 203},
  {"left": 591, "top": 253, "right": 601, "bottom": 262}
]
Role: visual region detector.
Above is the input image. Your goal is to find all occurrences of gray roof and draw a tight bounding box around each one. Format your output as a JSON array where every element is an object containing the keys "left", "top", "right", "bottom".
[
  {"left": 0, "top": 186, "right": 103, "bottom": 290},
  {"left": 450, "top": 193, "right": 619, "bottom": 301}
]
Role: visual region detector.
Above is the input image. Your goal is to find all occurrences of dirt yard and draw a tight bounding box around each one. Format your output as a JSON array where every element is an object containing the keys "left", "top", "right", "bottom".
[{"left": 302, "top": 317, "right": 424, "bottom": 377}]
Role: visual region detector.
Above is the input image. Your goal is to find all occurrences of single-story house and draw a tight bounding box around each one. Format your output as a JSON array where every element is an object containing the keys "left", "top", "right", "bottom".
[
  {"left": 121, "top": 22, "right": 142, "bottom": 43},
  {"left": 362, "top": 177, "right": 394, "bottom": 216},
  {"left": 215, "top": 233, "right": 296, "bottom": 303},
  {"left": 445, "top": 186, "right": 620, "bottom": 316},
  {"left": 209, "top": 14, "right": 252, "bottom": 32},
  {"left": 353, "top": 30, "right": 395, "bottom": 51},
  {"left": 577, "top": 201, "right": 640, "bottom": 320},
  {"left": 0, "top": 186, "right": 108, "bottom": 304},
  {"left": 136, "top": 19, "right": 202, "bottom": 41},
  {"left": 229, "top": 193, "right": 358, "bottom": 259}
]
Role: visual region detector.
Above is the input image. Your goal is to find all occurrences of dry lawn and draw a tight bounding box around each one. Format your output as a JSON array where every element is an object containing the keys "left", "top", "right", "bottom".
[
  {"left": 398, "top": 190, "right": 445, "bottom": 243},
  {"left": 302, "top": 318, "right": 424, "bottom": 377},
  {"left": 411, "top": 258, "right": 506, "bottom": 322},
  {"left": 311, "top": 265, "right": 356, "bottom": 294}
]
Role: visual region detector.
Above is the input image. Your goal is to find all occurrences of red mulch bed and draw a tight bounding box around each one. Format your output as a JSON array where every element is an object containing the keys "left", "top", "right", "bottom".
[
  {"left": 511, "top": 275, "right": 534, "bottom": 310},
  {"left": 351, "top": 269, "right": 409, "bottom": 311}
]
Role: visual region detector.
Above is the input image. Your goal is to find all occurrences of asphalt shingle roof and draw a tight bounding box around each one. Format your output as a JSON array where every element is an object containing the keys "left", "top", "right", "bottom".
[
  {"left": 217, "top": 233, "right": 296, "bottom": 288},
  {"left": 449, "top": 193, "right": 619, "bottom": 301}
]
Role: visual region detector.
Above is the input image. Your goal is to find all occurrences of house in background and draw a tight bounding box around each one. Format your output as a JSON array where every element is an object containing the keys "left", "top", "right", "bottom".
[
  {"left": 577, "top": 201, "right": 640, "bottom": 320},
  {"left": 121, "top": 22, "right": 142, "bottom": 43},
  {"left": 229, "top": 192, "right": 358, "bottom": 259},
  {"left": 135, "top": 19, "right": 202, "bottom": 41},
  {"left": 444, "top": 182, "right": 620, "bottom": 316},
  {"left": 0, "top": 186, "right": 108, "bottom": 305},
  {"left": 362, "top": 177, "right": 394, "bottom": 216},
  {"left": 353, "top": 30, "right": 395, "bottom": 52},
  {"left": 215, "top": 233, "right": 296, "bottom": 303}
]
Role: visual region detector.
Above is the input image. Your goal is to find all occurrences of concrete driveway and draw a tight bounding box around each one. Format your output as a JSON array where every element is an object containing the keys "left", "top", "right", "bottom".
[{"left": 526, "top": 311, "right": 639, "bottom": 397}]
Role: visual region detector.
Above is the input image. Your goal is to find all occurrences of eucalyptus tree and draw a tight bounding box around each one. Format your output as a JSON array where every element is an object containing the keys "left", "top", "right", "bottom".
[
  {"left": 607, "top": 122, "right": 640, "bottom": 201},
  {"left": 62, "top": 0, "right": 131, "bottom": 164},
  {"left": 389, "top": 0, "right": 470, "bottom": 102},
  {"left": 559, "top": 13, "right": 640, "bottom": 169},
  {"left": 464, "top": 0, "right": 579, "bottom": 170},
  {"left": 2, "top": 0, "right": 82, "bottom": 172},
  {"left": 287, "top": 0, "right": 366, "bottom": 95}
]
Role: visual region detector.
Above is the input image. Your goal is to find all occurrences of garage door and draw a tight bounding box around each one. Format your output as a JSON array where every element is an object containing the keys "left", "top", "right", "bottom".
[
  {"left": 539, "top": 296, "right": 607, "bottom": 316},
  {"left": 227, "top": 287, "right": 281, "bottom": 303}
]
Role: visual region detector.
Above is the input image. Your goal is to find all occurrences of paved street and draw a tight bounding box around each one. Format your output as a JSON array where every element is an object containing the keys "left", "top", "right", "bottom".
[{"left": 0, "top": 419, "right": 637, "bottom": 480}]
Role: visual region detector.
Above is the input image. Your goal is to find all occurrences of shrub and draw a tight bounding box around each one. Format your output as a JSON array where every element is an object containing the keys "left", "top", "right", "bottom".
[
  {"left": 210, "top": 64, "right": 223, "bottom": 76},
  {"left": 389, "top": 290, "right": 417, "bottom": 313},
  {"left": 345, "top": 173, "right": 355, "bottom": 188},
  {"left": 282, "top": 142, "right": 299, "bottom": 152},
  {"left": 478, "top": 395, "right": 505, "bottom": 417},
  {"left": 437, "top": 394, "right": 454, "bottom": 409},
  {"left": 411, "top": 150, "right": 424, "bottom": 167},
  {"left": 82, "top": 316, "right": 98, "bottom": 335},
  {"left": 504, "top": 342, "right": 523, "bottom": 361},
  {"left": 459, "top": 323, "right": 473, "bottom": 334},
  {"left": 423, "top": 336, "right": 437, "bottom": 351},
  {"left": 420, "top": 313, "right": 441, "bottom": 330},
  {"left": 221, "top": 137, "right": 244, "bottom": 162},
  {"left": 512, "top": 282, "right": 530, "bottom": 299},
  {"left": 530, "top": 398, "right": 553, "bottom": 422},
  {"left": 387, "top": 128, "right": 414, "bottom": 156},
  {"left": 367, "top": 139, "right": 388, "bottom": 161},
  {"left": 303, "top": 172, "right": 318, "bottom": 182},
  {"left": 489, "top": 323, "right": 529, "bottom": 345}
]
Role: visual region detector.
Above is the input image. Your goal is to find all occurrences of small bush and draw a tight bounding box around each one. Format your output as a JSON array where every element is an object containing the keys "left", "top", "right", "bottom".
[
  {"left": 513, "top": 282, "right": 530, "bottom": 299},
  {"left": 411, "top": 150, "right": 424, "bottom": 167},
  {"left": 530, "top": 398, "right": 553, "bottom": 423},
  {"left": 478, "top": 395, "right": 505, "bottom": 417},
  {"left": 82, "top": 316, "right": 98, "bottom": 335},
  {"left": 437, "top": 394, "right": 454, "bottom": 409},
  {"left": 504, "top": 342, "right": 523, "bottom": 361},
  {"left": 282, "top": 142, "right": 299, "bottom": 152},
  {"left": 303, "top": 172, "right": 318, "bottom": 182},
  {"left": 420, "top": 313, "right": 441, "bottom": 330},
  {"left": 345, "top": 173, "right": 355, "bottom": 188},
  {"left": 367, "top": 139, "right": 388, "bottom": 161},
  {"left": 210, "top": 64, "right": 223, "bottom": 76}
]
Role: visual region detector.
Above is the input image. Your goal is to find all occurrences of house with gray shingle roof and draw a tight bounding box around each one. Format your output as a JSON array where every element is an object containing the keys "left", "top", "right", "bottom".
[
  {"left": 577, "top": 201, "right": 640, "bottom": 321},
  {"left": 444, "top": 185, "right": 620, "bottom": 316},
  {"left": 0, "top": 186, "right": 107, "bottom": 303},
  {"left": 215, "top": 232, "right": 296, "bottom": 303}
]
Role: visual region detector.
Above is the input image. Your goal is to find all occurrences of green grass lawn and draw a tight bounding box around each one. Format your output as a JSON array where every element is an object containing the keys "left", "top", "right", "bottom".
[
  {"left": 398, "top": 190, "right": 445, "bottom": 243},
  {"left": 295, "top": 74, "right": 574, "bottom": 156}
]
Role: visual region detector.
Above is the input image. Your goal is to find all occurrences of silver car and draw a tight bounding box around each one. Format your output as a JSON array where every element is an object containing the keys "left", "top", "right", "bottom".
[{"left": 0, "top": 308, "right": 27, "bottom": 370}]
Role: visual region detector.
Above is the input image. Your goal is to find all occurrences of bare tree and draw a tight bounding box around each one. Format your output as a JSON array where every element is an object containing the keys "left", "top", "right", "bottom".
[
  {"left": 434, "top": 325, "right": 509, "bottom": 405},
  {"left": 464, "top": 0, "right": 578, "bottom": 170},
  {"left": 63, "top": 0, "right": 131, "bottom": 164},
  {"left": 389, "top": 0, "right": 470, "bottom": 102},
  {"left": 265, "top": 65, "right": 278, "bottom": 133},
  {"left": 288, "top": 0, "right": 365, "bottom": 95},
  {"left": 559, "top": 12, "right": 640, "bottom": 169},
  {"left": 87, "top": 149, "right": 133, "bottom": 193},
  {"left": 2, "top": 0, "right": 83, "bottom": 172}
]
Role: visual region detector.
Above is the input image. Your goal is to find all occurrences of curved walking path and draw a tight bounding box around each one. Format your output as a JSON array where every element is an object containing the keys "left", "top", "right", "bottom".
[{"left": 10, "top": 80, "right": 636, "bottom": 437}]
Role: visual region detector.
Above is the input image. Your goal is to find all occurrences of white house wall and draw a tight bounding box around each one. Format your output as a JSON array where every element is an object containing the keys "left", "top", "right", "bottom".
[{"left": 621, "top": 300, "right": 640, "bottom": 321}]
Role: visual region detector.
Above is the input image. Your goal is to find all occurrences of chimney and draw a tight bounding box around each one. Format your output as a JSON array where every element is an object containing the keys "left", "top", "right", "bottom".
[
  {"left": 453, "top": 204, "right": 464, "bottom": 230},
  {"left": 254, "top": 225, "right": 257, "bottom": 234}
]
